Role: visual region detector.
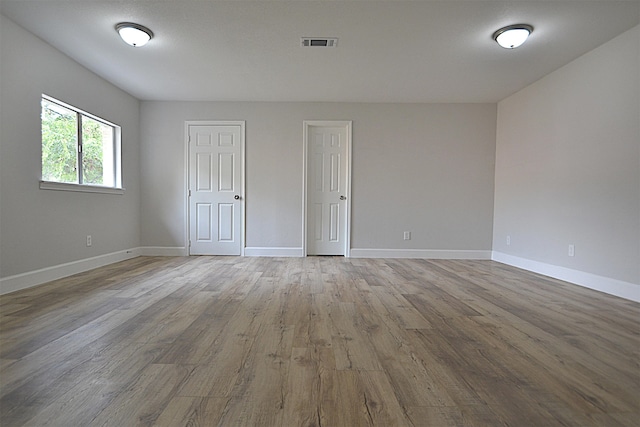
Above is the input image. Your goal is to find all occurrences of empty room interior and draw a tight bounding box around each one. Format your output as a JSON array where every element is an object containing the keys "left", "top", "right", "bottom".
[{"left": 0, "top": 0, "right": 639, "bottom": 426}]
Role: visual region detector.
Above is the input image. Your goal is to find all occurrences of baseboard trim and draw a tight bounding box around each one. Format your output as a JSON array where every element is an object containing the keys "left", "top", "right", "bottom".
[
  {"left": 244, "top": 247, "right": 304, "bottom": 257},
  {"left": 349, "top": 249, "right": 492, "bottom": 259},
  {"left": 491, "top": 251, "right": 639, "bottom": 303},
  {"left": 0, "top": 248, "right": 141, "bottom": 295},
  {"left": 9, "top": 248, "right": 633, "bottom": 302},
  {"left": 138, "top": 246, "right": 189, "bottom": 256}
]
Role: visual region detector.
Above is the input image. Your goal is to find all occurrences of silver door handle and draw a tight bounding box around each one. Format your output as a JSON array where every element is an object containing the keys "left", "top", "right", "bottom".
[
  {"left": 234, "top": 195, "right": 241, "bottom": 200},
  {"left": 340, "top": 195, "right": 346, "bottom": 200}
]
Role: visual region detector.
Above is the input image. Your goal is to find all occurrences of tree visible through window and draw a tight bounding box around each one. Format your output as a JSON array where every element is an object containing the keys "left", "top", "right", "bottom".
[{"left": 41, "top": 95, "right": 121, "bottom": 188}]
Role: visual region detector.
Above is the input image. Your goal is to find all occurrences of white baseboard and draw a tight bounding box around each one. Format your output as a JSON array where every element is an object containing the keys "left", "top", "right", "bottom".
[
  {"left": 492, "top": 251, "right": 639, "bottom": 303},
  {"left": 0, "top": 248, "right": 141, "bottom": 295},
  {"left": 138, "top": 246, "right": 189, "bottom": 256},
  {"left": 244, "top": 247, "right": 304, "bottom": 257},
  {"left": 0, "top": 246, "right": 192, "bottom": 295},
  {"left": 10, "top": 247, "right": 633, "bottom": 303},
  {"left": 349, "top": 248, "right": 492, "bottom": 259}
]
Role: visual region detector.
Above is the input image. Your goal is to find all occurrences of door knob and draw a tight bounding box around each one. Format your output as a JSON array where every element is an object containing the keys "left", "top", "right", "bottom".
[
  {"left": 340, "top": 195, "right": 346, "bottom": 200},
  {"left": 234, "top": 195, "right": 241, "bottom": 200}
]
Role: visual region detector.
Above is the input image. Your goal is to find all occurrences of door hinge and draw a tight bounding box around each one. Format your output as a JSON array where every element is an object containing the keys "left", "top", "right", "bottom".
[
  {"left": 188, "top": 189, "right": 191, "bottom": 197},
  {"left": 189, "top": 240, "right": 191, "bottom": 247}
]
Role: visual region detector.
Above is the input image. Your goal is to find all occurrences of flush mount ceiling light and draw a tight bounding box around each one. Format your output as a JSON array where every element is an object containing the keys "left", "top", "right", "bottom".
[
  {"left": 116, "top": 22, "right": 153, "bottom": 47},
  {"left": 493, "top": 24, "right": 533, "bottom": 49}
]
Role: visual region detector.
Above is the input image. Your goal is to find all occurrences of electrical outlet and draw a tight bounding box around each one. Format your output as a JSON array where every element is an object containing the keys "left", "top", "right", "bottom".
[
  {"left": 86, "top": 235, "right": 92, "bottom": 247},
  {"left": 403, "top": 231, "right": 411, "bottom": 240},
  {"left": 568, "top": 244, "right": 575, "bottom": 257},
  {"left": 506, "top": 235, "right": 511, "bottom": 246}
]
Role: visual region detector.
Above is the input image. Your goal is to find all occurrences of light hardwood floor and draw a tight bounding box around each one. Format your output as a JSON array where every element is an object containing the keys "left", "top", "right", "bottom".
[{"left": 0, "top": 256, "right": 638, "bottom": 426}]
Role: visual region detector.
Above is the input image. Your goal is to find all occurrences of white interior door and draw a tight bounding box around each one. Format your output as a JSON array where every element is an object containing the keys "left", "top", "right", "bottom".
[
  {"left": 305, "top": 122, "right": 351, "bottom": 256},
  {"left": 188, "top": 122, "right": 244, "bottom": 255}
]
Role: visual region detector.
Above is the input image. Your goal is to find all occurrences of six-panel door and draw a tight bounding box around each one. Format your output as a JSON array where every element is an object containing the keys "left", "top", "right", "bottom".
[
  {"left": 307, "top": 125, "right": 348, "bottom": 255},
  {"left": 188, "top": 124, "right": 242, "bottom": 255}
]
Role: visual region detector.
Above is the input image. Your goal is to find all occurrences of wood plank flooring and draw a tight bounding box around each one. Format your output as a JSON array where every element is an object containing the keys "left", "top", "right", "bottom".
[{"left": 0, "top": 256, "right": 638, "bottom": 426}]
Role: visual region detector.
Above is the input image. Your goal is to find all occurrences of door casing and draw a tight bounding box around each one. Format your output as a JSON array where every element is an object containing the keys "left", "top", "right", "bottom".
[{"left": 303, "top": 120, "right": 352, "bottom": 257}]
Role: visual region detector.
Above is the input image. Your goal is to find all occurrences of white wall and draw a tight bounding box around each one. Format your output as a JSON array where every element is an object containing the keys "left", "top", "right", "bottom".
[
  {"left": 493, "top": 26, "right": 640, "bottom": 296},
  {"left": 6, "top": 9, "right": 635, "bottom": 301},
  {"left": 0, "top": 16, "right": 141, "bottom": 284},
  {"left": 140, "top": 102, "right": 497, "bottom": 256}
]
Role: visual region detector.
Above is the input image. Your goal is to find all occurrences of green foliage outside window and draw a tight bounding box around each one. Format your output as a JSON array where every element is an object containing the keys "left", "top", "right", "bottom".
[
  {"left": 82, "top": 117, "right": 110, "bottom": 185},
  {"left": 41, "top": 98, "right": 112, "bottom": 185},
  {"left": 41, "top": 101, "right": 78, "bottom": 183}
]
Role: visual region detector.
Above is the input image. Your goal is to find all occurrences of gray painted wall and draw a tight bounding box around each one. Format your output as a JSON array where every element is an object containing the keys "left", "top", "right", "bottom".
[
  {"left": 0, "top": 16, "right": 141, "bottom": 278},
  {"left": 139, "top": 102, "right": 497, "bottom": 252},
  {"left": 493, "top": 25, "right": 639, "bottom": 285},
  {"left": 3, "top": 9, "right": 636, "bottom": 298}
]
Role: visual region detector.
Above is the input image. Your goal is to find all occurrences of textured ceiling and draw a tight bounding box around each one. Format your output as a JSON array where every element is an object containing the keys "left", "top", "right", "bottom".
[{"left": 1, "top": 0, "right": 638, "bottom": 103}]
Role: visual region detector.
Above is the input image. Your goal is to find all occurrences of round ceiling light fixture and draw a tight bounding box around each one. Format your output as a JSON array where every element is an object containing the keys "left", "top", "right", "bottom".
[
  {"left": 116, "top": 22, "right": 154, "bottom": 47},
  {"left": 493, "top": 24, "right": 533, "bottom": 49}
]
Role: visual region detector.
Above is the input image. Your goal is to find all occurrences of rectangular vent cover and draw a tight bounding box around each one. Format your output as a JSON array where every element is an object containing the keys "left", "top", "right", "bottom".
[{"left": 301, "top": 37, "right": 338, "bottom": 47}]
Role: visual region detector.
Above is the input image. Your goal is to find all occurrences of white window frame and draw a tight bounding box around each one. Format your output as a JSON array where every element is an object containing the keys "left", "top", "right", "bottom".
[{"left": 40, "top": 94, "right": 124, "bottom": 195}]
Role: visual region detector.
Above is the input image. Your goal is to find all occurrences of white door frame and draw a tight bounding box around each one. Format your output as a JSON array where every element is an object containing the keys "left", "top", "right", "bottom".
[
  {"left": 185, "top": 120, "right": 245, "bottom": 256},
  {"left": 302, "top": 120, "right": 352, "bottom": 257}
]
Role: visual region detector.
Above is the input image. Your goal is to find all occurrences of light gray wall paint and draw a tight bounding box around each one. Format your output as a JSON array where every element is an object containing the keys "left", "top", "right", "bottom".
[
  {"left": 493, "top": 25, "right": 640, "bottom": 285},
  {"left": 3, "top": 11, "right": 637, "bottom": 294},
  {"left": 140, "top": 102, "right": 497, "bottom": 251},
  {"left": 0, "top": 16, "right": 141, "bottom": 278}
]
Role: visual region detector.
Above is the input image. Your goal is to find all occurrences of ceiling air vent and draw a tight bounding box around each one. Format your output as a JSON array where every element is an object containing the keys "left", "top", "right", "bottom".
[{"left": 301, "top": 37, "right": 338, "bottom": 47}]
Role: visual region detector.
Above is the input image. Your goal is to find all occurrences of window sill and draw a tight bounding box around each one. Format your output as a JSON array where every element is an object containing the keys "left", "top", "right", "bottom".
[{"left": 39, "top": 181, "right": 125, "bottom": 195}]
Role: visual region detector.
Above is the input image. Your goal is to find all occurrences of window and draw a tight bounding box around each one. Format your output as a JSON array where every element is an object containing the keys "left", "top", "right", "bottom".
[{"left": 41, "top": 95, "right": 123, "bottom": 193}]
